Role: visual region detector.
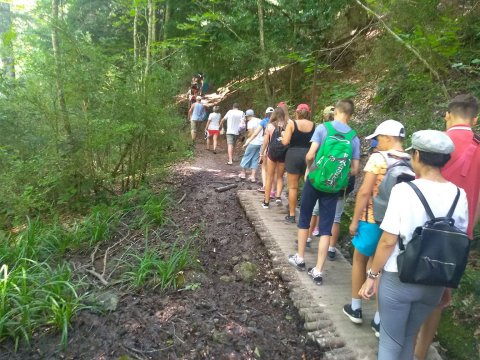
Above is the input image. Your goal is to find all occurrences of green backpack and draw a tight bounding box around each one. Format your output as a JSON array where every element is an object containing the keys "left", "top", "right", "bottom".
[{"left": 308, "top": 122, "right": 356, "bottom": 193}]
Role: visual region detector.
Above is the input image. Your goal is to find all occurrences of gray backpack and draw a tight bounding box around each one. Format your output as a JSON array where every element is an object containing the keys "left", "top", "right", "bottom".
[{"left": 373, "top": 152, "right": 415, "bottom": 223}]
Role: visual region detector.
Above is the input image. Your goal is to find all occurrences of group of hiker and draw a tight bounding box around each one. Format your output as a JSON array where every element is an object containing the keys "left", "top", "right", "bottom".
[{"left": 191, "top": 93, "right": 479, "bottom": 360}]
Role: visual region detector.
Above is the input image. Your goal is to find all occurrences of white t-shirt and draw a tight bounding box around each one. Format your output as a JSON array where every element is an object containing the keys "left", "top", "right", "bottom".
[
  {"left": 247, "top": 117, "right": 264, "bottom": 146},
  {"left": 224, "top": 109, "right": 245, "bottom": 135},
  {"left": 207, "top": 112, "right": 221, "bottom": 130},
  {"left": 381, "top": 179, "right": 468, "bottom": 272}
]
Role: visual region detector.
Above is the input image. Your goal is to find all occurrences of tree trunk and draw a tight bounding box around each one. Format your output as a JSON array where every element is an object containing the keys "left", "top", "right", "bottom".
[
  {"left": 256, "top": 0, "right": 272, "bottom": 104},
  {"left": 161, "top": 0, "right": 170, "bottom": 58},
  {"left": 51, "top": 0, "right": 72, "bottom": 138},
  {"left": 310, "top": 55, "right": 319, "bottom": 120},
  {"left": 144, "top": 0, "right": 155, "bottom": 80},
  {"left": 0, "top": 2, "right": 15, "bottom": 79},
  {"left": 133, "top": 1, "right": 139, "bottom": 63}
]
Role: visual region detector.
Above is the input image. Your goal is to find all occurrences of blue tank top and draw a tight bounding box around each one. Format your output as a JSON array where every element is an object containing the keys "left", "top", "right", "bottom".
[{"left": 192, "top": 103, "right": 204, "bottom": 121}]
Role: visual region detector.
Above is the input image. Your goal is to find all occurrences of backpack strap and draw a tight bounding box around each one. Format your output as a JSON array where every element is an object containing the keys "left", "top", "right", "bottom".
[
  {"left": 324, "top": 121, "right": 357, "bottom": 141},
  {"left": 406, "top": 182, "right": 436, "bottom": 220},
  {"left": 293, "top": 120, "right": 299, "bottom": 132},
  {"left": 446, "top": 187, "right": 461, "bottom": 219}
]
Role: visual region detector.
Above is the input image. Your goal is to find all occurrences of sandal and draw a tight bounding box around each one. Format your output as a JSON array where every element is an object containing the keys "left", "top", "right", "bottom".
[
  {"left": 239, "top": 174, "right": 246, "bottom": 180},
  {"left": 226, "top": 161, "right": 233, "bottom": 165},
  {"left": 248, "top": 178, "right": 256, "bottom": 183}
]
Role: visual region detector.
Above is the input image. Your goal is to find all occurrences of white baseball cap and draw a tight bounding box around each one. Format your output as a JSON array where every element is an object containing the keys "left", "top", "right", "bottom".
[
  {"left": 365, "top": 119, "right": 405, "bottom": 139},
  {"left": 265, "top": 107, "right": 274, "bottom": 114},
  {"left": 196, "top": 96, "right": 202, "bottom": 100}
]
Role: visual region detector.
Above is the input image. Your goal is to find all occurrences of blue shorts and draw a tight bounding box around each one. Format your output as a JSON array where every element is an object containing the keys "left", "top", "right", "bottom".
[
  {"left": 352, "top": 221, "right": 382, "bottom": 257},
  {"left": 240, "top": 144, "right": 261, "bottom": 169},
  {"left": 297, "top": 180, "right": 338, "bottom": 234}
]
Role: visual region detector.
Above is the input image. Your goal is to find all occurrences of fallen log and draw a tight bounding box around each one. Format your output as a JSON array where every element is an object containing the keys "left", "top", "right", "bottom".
[{"left": 215, "top": 184, "right": 237, "bottom": 193}]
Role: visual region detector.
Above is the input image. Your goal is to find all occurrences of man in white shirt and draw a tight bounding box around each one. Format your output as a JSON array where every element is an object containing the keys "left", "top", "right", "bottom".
[{"left": 220, "top": 103, "right": 245, "bottom": 165}]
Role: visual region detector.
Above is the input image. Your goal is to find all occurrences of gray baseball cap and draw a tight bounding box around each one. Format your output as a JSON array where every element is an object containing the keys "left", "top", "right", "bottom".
[
  {"left": 406, "top": 130, "right": 454, "bottom": 154},
  {"left": 246, "top": 109, "right": 255, "bottom": 116}
]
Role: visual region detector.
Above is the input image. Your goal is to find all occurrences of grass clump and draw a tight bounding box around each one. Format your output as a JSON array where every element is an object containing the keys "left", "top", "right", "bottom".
[
  {"left": 123, "top": 236, "right": 197, "bottom": 292},
  {"left": 0, "top": 261, "right": 89, "bottom": 349}
]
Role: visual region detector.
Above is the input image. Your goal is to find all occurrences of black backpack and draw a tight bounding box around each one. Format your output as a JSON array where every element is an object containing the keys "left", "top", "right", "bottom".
[
  {"left": 397, "top": 182, "right": 470, "bottom": 288},
  {"left": 267, "top": 126, "right": 288, "bottom": 160}
]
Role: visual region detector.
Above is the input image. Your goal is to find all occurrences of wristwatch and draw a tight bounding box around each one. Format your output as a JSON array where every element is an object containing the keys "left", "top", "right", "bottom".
[{"left": 367, "top": 269, "right": 381, "bottom": 280}]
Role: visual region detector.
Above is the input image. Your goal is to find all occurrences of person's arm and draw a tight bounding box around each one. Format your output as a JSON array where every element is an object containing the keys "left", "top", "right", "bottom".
[
  {"left": 205, "top": 116, "right": 211, "bottom": 131},
  {"left": 303, "top": 142, "right": 320, "bottom": 181},
  {"left": 188, "top": 104, "right": 194, "bottom": 120},
  {"left": 358, "top": 231, "right": 398, "bottom": 299},
  {"left": 259, "top": 126, "right": 271, "bottom": 158},
  {"left": 350, "top": 159, "right": 360, "bottom": 176},
  {"left": 349, "top": 172, "right": 378, "bottom": 235},
  {"left": 281, "top": 121, "right": 294, "bottom": 146},
  {"left": 243, "top": 125, "right": 262, "bottom": 148}
]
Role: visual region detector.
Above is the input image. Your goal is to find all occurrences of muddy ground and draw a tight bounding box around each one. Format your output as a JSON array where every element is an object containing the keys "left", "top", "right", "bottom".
[{"left": 1, "top": 140, "right": 324, "bottom": 360}]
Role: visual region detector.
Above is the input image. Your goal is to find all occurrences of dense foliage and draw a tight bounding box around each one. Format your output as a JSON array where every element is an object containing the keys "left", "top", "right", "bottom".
[{"left": 0, "top": 0, "right": 479, "bottom": 355}]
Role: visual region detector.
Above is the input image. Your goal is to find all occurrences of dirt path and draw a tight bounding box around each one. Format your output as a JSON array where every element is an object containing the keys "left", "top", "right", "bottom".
[{"left": 1, "top": 143, "right": 323, "bottom": 360}]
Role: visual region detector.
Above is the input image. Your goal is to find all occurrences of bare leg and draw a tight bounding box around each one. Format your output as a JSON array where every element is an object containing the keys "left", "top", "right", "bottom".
[
  {"left": 206, "top": 136, "right": 210, "bottom": 150},
  {"left": 351, "top": 249, "right": 369, "bottom": 298},
  {"left": 315, "top": 235, "right": 331, "bottom": 271},
  {"left": 264, "top": 158, "right": 277, "bottom": 204},
  {"left": 414, "top": 308, "right": 443, "bottom": 360},
  {"left": 297, "top": 229, "right": 309, "bottom": 258},
  {"left": 330, "top": 222, "right": 340, "bottom": 248},
  {"left": 261, "top": 158, "right": 267, "bottom": 187},
  {"left": 213, "top": 134, "right": 218, "bottom": 151},
  {"left": 287, "top": 173, "right": 300, "bottom": 216},
  {"left": 227, "top": 144, "right": 234, "bottom": 163},
  {"left": 308, "top": 215, "right": 318, "bottom": 238},
  {"left": 275, "top": 162, "right": 285, "bottom": 197},
  {"left": 250, "top": 169, "right": 257, "bottom": 180}
]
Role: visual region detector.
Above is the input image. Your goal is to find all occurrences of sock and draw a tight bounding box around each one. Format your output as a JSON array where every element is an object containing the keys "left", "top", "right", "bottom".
[
  {"left": 374, "top": 311, "right": 380, "bottom": 324},
  {"left": 307, "top": 237, "right": 312, "bottom": 243},
  {"left": 328, "top": 246, "right": 336, "bottom": 252},
  {"left": 295, "top": 254, "right": 304, "bottom": 263},
  {"left": 311, "top": 267, "right": 322, "bottom": 276},
  {"left": 351, "top": 298, "right": 362, "bottom": 311}
]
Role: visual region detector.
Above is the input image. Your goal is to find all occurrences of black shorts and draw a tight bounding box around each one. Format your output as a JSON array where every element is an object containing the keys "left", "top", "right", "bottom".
[{"left": 285, "top": 147, "right": 309, "bottom": 175}]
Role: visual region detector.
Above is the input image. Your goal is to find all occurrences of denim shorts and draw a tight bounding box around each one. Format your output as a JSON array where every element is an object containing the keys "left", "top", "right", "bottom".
[
  {"left": 312, "top": 197, "right": 345, "bottom": 223},
  {"left": 240, "top": 144, "right": 261, "bottom": 169}
]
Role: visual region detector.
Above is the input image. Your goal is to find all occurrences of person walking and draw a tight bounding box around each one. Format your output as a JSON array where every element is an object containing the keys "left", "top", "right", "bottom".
[
  {"left": 288, "top": 99, "right": 360, "bottom": 285},
  {"left": 220, "top": 103, "right": 245, "bottom": 165},
  {"left": 188, "top": 96, "right": 205, "bottom": 142},
  {"left": 282, "top": 103, "right": 315, "bottom": 223},
  {"left": 343, "top": 120, "right": 410, "bottom": 336},
  {"left": 415, "top": 94, "right": 480, "bottom": 359},
  {"left": 261, "top": 107, "right": 288, "bottom": 208},
  {"left": 358, "top": 130, "right": 468, "bottom": 360},
  {"left": 205, "top": 105, "right": 221, "bottom": 153},
  {"left": 239, "top": 109, "right": 263, "bottom": 182}
]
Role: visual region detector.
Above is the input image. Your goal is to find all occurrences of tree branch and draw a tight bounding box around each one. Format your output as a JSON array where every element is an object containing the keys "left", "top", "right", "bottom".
[{"left": 354, "top": 0, "right": 449, "bottom": 99}]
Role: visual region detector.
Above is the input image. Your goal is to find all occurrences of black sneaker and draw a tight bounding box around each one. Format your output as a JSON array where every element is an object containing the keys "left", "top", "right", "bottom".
[
  {"left": 275, "top": 197, "right": 282, "bottom": 205},
  {"left": 327, "top": 250, "right": 336, "bottom": 261},
  {"left": 307, "top": 267, "right": 323, "bottom": 285},
  {"left": 288, "top": 254, "right": 305, "bottom": 271},
  {"left": 371, "top": 319, "right": 380, "bottom": 338},
  {"left": 262, "top": 201, "right": 269, "bottom": 209},
  {"left": 343, "top": 304, "right": 363, "bottom": 324},
  {"left": 284, "top": 215, "right": 296, "bottom": 224}
]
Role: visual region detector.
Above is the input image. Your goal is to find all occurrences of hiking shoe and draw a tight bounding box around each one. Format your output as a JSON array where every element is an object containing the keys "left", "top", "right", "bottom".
[
  {"left": 270, "top": 191, "right": 276, "bottom": 198},
  {"left": 257, "top": 186, "right": 265, "bottom": 193},
  {"left": 262, "top": 201, "right": 269, "bottom": 209},
  {"left": 288, "top": 254, "right": 305, "bottom": 271},
  {"left": 275, "top": 197, "right": 282, "bottom": 205},
  {"left": 307, "top": 267, "right": 323, "bottom": 285},
  {"left": 371, "top": 319, "right": 380, "bottom": 338},
  {"left": 327, "top": 250, "right": 336, "bottom": 261},
  {"left": 284, "top": 215, "right": 295, "bottom": 224},
  {"left": 312, "top": 227, "right": 320, "bottom": 236},
  {"left": 343, "top": 304, "right": 363, "bottom": 324}
]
